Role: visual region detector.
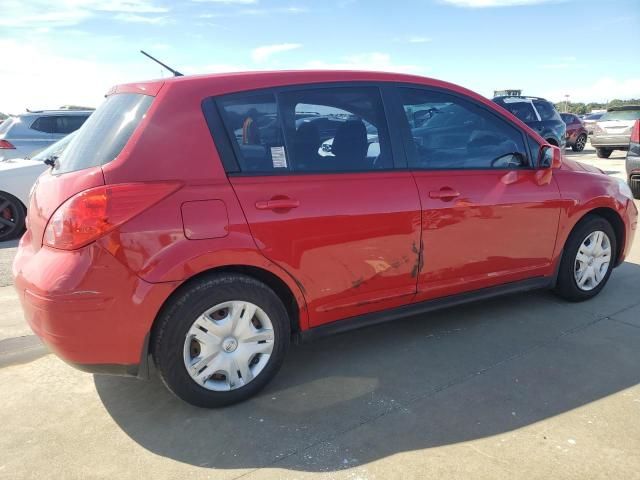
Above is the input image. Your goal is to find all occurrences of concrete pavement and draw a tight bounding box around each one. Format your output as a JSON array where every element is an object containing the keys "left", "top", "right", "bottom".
[{"left": 0, "top": 143, "right": 638, "bottom": 479}]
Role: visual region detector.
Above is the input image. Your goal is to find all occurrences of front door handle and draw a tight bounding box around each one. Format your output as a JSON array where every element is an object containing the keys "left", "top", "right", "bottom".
[
  {"left": 429, "top": 188, "right": 460, "bottom": 200},
  {"left": 255, "top": 198, "right": 300, "bottom": 210}
]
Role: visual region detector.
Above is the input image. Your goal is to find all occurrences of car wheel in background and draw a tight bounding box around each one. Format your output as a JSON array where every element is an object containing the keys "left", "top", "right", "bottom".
[
  {"left": 0, "top": 192, "right": 26, "bottom": 242},
  {"left": 572, "top": 134, "right": 587, "bottom": 152},
  {"left": 629, "top": 180, "right": 640, "bottom": 199},
  {"left": 554, "top": 215, "right": 616, "bottom": 302},
  {"left": 153, "top": 273, "right": 291, "bottom": 408},
  {"left": 596, "top": 148, "right": 613, "bottom": 158}
]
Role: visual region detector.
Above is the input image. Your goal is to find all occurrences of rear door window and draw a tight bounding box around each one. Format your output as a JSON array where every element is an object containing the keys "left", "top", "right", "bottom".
[
  {"left": 54, "top": 94, "right": 153, "bottom": 174},
  {"left": 279, "top": 87, "right": 392, "bottom": 172},
  {"left": 215, "top": 86, "right": 393, "bottom": 174}
]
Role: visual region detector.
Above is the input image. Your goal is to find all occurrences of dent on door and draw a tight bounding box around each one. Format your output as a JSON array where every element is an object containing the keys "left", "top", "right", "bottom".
[{"left": 231, "top": 173, "right": 423, "bottom": 327}]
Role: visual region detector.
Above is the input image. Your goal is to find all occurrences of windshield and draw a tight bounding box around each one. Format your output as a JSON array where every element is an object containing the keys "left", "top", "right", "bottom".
[
  {"left": 600, "top": 109, "right": 640, "bottom": 121},
  {"left": 54, "top": 93, "right": 153, "bottom": 174},
  {"left": 31, "top": 132, "right": 77, "bottom": 161}
]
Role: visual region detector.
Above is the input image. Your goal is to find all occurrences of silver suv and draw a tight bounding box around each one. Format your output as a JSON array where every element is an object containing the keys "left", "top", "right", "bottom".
[{"left": 0, "top": 109, "right": 92, "bottom": 161}]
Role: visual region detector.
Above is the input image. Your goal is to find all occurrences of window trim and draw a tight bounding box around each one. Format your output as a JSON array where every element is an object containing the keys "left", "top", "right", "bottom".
[
  {"left": 202, "top": 81, "right": 409, "bottom": 177},
  {"left": 390, "top": 84, "right": 536, "bottom": 171}
]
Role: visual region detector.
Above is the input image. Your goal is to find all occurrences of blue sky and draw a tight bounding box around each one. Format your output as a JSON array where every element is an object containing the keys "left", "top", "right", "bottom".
[{"left": 1, "top": 0, "right": 639, "bottom": 113}]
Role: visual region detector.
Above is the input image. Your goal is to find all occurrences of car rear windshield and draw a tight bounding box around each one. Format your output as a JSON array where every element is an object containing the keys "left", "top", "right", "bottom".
[
  {"left": 600, "top": 109, "right": 640, "bottom": 121},
  {"left": 53, "top": 93, "right": 153, "bottom": 174},
  {"left": 0, "top": 118, "right": 15, "bottom": 135},
  {"left": 532, "top": 100, "right": 561, "bottom": 121}
]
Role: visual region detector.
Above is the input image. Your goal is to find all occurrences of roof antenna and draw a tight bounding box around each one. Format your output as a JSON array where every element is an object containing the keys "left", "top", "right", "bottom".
[{"left": 140, "top": 50, "right": 183, "bottom": 77}]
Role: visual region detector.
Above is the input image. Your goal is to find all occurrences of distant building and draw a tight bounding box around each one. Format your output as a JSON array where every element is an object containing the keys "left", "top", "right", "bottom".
[{"left": 494, "top": 89, "right": 522, "bottom": 97}]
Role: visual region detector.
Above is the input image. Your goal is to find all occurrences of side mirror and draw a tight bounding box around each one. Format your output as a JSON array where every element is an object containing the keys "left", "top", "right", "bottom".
[{"left": 538, "top": 144, "right": 562, "bottom": 169}]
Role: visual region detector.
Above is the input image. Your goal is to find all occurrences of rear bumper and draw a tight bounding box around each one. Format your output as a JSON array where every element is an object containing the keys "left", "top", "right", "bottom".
[
  {"left": 12, "top": 232, "right": 178, "bottom": 376},
  {"left": 590, "top": 134, "right": 630, "bottom": 149}
]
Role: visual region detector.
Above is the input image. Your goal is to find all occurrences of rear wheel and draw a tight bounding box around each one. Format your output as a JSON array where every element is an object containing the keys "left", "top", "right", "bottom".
[
  {"left": 153, "top": 273, "right": 290, "bottom": 408},
  {"left": 554, "top": 215, "right": 616, "bottom": 301},
  {"left": 571, "top": 134, "right": 587, "bottom": 152},
  {"left": 596, "top": 148, "right": 612, "bottom": 158},
  {"left": 0, "top": 192, "right": 26, "bottom": 242}
]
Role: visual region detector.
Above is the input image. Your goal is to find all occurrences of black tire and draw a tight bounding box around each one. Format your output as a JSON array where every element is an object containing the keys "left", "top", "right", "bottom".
[
  {"left": 596, "top": 148, "right": 612, "bottom": 158},
  {"left": 0, "top": 192, "right": 26, "bottom": 242},
  {"left": 153, "top": 273, "right": 291, "bottom": 408},
  {"left": 630, "top": 179, "right": 640, "bottom": 200},
  {"left": 571, "top": 134, "right": 587, "bottom": 152},
  {"left": 554, "top": 215, "right": 616, "bottom": 302}
]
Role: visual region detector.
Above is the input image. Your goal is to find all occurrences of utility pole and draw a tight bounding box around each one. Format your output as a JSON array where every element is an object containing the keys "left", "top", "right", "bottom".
[{"left": 564, "top": 94, "right": 570, "bottom": 113}]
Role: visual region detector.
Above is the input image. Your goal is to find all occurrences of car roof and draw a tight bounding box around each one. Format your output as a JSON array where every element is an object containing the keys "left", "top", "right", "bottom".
[
  {"left": 107, "top": 70, "right": 486, "bottom": 101},
  {"left": 607, "top": 105, "right": 640, "bottom": 112},
  {"left": 493, "top": 95, "right": 550, "bottom": 102},
  {"left": 18, "top": 109, "right": 94, "bottom": 117}
]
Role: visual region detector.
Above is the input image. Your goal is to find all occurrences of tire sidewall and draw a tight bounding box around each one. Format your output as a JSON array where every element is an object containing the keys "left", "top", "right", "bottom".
[
  {"left": 153, "top": 274, "right": 291, "bottom": 408},
  {"left": 556, "top": 216, "right": 617, "bottom": 301},
  {"left": 0, "top": 192, "right": 26, "bottom": 242}
]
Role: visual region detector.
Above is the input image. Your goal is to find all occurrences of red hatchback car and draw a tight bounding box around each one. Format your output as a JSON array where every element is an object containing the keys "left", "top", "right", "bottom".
[{"left": 13, "top": 71, "right": 638, "bottom": 407}]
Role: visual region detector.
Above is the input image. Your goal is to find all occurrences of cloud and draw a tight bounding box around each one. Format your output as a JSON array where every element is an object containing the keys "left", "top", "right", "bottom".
[
  {"left": 408, "top": 36, "right": 432, "bottom": 43},
  {"left": 251, "top": 43, "right": 302, "bottom": 63},
  {"left": 0, "top": 38, "right": 155, "bottom": 114},
  {"left": 542, "top": 77, "right": 640, "bottom": 103},
  {"left": 0, "top": 0, "right": 168, "bottom": 28},
  {"left": 441, "top": 0, "right": 556, "bottom": 7},
  {"left": 191, "top": 0, "right": 257, "bottom": 3},
  {"left": 113, "top": 13, "right": 169, "bottom": 24},
  {"left": 306, "top": 52, "right": 425, "bottom": 74}
]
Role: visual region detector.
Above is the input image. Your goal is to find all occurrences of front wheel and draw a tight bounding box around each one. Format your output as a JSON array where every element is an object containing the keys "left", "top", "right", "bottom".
[
  {"left": 571, "top": 134, "right": 587, "bottom": 152},
  {"left": 596, "top": 148, "right": 612, "bottom": 158},
  {"left": 554, "top": 215, "right": 616, "bottom": 302},
  {"left": 153, "top": 274, "right": 291, "bottom": 408}
]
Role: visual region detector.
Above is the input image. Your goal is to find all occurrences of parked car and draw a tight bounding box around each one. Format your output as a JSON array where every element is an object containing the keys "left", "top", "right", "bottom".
[
  {"left": 591, "top": 106, "right": 640, "bottom": 158},
  {"left": 492, "top": 96, "right": 566, "bottom": 147},
  {"left": 13, "top": 71, "right": 637, "bottom": 408},
  {"left": 560, "top": 113, "right": 588, "bottom": 152},
  {"left": 0, "top": 109, "right": 91, "bottom": 162},
  {"left": 626, "top": 119, "right": 640, "bottom": 199},
  {"left": 0, "top": 132, "right": 76, "bottom": 241},
  {"left": 582, "top": 112, "right": 604, "bottom": 135}
]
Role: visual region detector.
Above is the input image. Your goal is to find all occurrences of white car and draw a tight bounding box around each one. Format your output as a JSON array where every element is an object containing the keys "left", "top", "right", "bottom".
[{"left": 0, "top": 133, "right": 75, "bottom": 241}]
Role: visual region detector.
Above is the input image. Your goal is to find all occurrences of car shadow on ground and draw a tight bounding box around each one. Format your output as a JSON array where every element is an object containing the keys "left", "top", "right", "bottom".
[{"left": 95, "top": 261, "right": 640, "bottom": 473}]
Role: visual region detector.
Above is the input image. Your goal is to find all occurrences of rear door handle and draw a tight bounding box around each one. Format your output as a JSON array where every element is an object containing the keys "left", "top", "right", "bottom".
[
  {"left": 429, "top": 188, "right": 460, "bottom": 200},
  {"left": 255, "top": 198, "right": 300, "bottom": 210}
]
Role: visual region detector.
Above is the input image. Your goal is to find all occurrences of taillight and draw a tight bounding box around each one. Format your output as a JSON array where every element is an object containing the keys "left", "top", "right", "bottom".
[
  {"left": 43, "top": 182, "right": 181, "bottom": 250},
  {"left": 631, "top": 119, "right": 640, "bottom": 144},
  {"left": 0, "top": 140, "right": 15, "bottom": 149}
]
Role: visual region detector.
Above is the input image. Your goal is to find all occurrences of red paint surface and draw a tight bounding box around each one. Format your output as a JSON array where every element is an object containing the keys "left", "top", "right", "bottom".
[{"left": 13, "top": 71, "right": 638, "bottom": 368}]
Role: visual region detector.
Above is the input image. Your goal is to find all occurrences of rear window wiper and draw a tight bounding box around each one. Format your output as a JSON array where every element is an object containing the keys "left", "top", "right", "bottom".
[{"left": 43, "top": 155, "right": 58, "bottom": 168}]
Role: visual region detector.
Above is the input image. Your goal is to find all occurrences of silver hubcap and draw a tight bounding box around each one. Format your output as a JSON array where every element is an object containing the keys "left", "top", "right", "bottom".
[
  {"left": 574, "top": 230, "right": 612, "bottom": 291},
  {"left": 183, "top": 301, "right": 275, "bottom": 391},
  {"left": 576, "top": 135, "right": 586, "bottom": 149}
]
